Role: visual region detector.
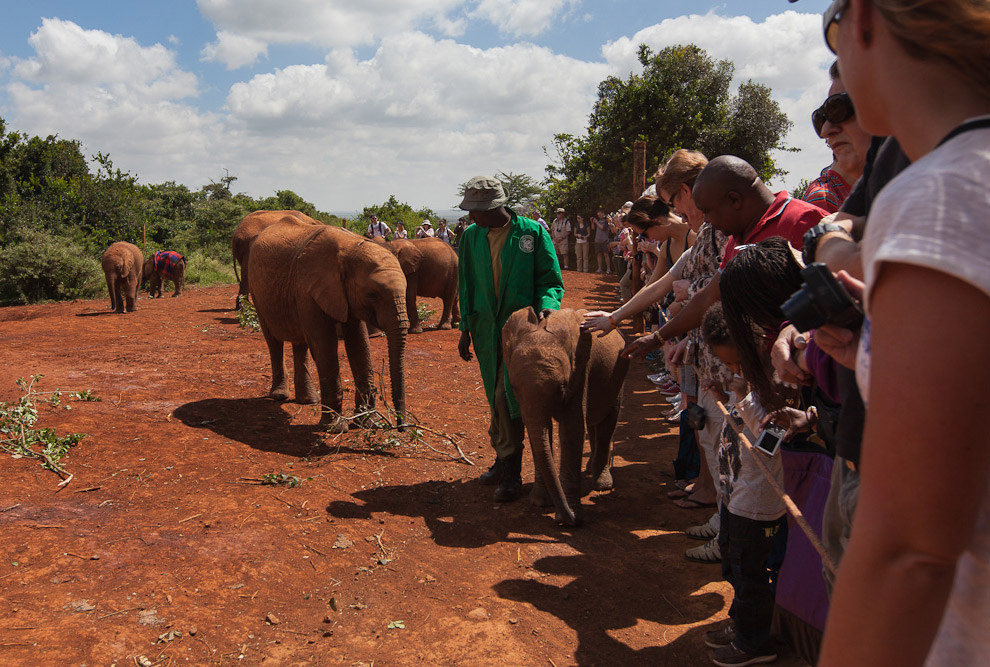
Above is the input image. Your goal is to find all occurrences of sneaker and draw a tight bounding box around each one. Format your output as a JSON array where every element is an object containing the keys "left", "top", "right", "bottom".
[
  {"left": 710, "top": 642, "right": 777, "bottom": 666},
  {"left": 647, "top": 373, "right": 671, "bottom": 384},
  {"left": 665, "top": 409, "right": 683, "bottom": 423},
  {"left": 665, "top": 394, "right": 682, "bottom": 405},
  {"left": 686, "top": 512, "right": 720, "bottom": 540},
  {"left": 685, "top": 537, "right": 721, "bottom": 563},
  {"left": 657, "top": 383, "right": 681, "bottom": 396},
  {"left": 704, "top": 623, "right": 735, "bottom": 649}
]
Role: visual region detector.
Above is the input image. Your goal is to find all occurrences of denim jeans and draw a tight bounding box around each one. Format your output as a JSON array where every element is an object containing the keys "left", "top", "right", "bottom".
[{"left": 719, "top": 505, "right": 780, "bottom": 655}]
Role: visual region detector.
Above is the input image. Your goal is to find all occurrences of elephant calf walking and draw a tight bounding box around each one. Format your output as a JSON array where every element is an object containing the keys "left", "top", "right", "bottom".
[
  {"left": 143, "top": 250, "right": 186, "bottom": 298},
  {"left": 102, "top": 241, "right": 144, "bottom": 313},
  {"left": 502, "top": 308, "right": 629, "bottom": 526}
]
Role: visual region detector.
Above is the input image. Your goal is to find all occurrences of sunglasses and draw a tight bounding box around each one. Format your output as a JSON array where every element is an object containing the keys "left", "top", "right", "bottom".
[
  {"left": 823, "top": 0, "right": 847, "bottom": 54},
  {"left": 812, "top": 92, "right": 855, "bottom": 136}
]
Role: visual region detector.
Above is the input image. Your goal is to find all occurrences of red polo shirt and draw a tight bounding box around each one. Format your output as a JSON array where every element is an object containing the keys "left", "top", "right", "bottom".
[{"left": 720, "top": 191, "right": 827, "bottom": 270}]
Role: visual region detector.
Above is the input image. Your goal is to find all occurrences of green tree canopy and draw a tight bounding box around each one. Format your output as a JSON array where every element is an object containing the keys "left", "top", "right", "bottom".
[
  {"left": 358, "top": 195, "right": 436, "bottom": 236},
  {"left": 542, "top": 44, "right": 794, "bottom": 216}
]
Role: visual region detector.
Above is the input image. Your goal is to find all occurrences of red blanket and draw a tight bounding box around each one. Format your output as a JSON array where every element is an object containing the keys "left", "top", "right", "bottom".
[{"left": 153, "top": 251, "right": 184, "bottom": 280}]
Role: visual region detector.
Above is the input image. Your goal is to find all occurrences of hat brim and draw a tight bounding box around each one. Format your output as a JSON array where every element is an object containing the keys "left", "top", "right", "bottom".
[{"left": 458, "top": 194, "right": 509, "bottom": 211}]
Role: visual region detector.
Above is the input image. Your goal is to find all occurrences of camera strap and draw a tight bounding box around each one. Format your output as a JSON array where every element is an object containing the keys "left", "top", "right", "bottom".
[{"left": 937, "top": 116, "right": 990, "bottom": 147}]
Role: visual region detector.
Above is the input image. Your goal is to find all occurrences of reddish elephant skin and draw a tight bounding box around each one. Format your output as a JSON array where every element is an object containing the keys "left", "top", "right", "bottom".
[
  {"left": 231, "top": 210, "right": 321, "bottom": 310},
  {"left": 374, "top": 237, "right": 460, "bottom": 333},
  {"left": 248, "top": 216, "right": 410, "bottom": 430},
  {"left": 502, "top": 307, "right": 629, "bottom": 526},
  {"left": 143, "top": 251, "right": 187, "bottom": 298},
  {"left": 101, "top": 241, "right": 144, "bottom": 313}
]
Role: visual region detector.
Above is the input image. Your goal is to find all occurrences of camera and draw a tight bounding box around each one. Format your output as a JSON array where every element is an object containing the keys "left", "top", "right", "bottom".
[
  {"left": 780, "top": 262, "right": 864, "bottom": 332},
  {"left": 754, "top": 423, "right": 786, "bottom": 456}
]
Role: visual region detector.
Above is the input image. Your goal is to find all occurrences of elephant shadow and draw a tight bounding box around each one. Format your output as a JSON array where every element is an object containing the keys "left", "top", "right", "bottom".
[
  {"left": 173, "top": 397, "right": 377, "bottom": 458},
  {"left": 197, "top": 307, "right": 240, "bottom": 324}
]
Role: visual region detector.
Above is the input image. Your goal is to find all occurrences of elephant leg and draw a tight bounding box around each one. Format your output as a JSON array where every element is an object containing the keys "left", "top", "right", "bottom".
[
  {"left": 106, "top": 273, "right": 117, "bottom": 311},
  {"left": 306, "top": 322, "right": 346, "bottom": 429},
  {"left": 557, "top": 408, "right": 586, "bottom": 523},
  {"left": 529, "top": 423, "right": 554, "bottom": 508},
  {"left": 438, "top": 279, "right": 455, "bottom": 330},
  {"left": 124, "top": 273, "right": 139, "bottom": 312},
  {"left": 342, "top": 320, "right": 376, "bottom": 422},
  {"left": 172, "top": 263, "right": 184, "bottom": 296},
  {"left": 406, "top": 275, "right": 421, "bottom": 334},
  {"left": 262, "top": 326, "right": 290, "bottom": 401},
  {"left": 449, "top": 288, "right": 460, "bottom": 328},
  {"left": 291, "top": 342, "right": 318, "bottom": 405},
  {"left": 525, "top": 410, "right": 580, "bottom": 526},
  {"left": 113, "top": 275, "right": 125, "bottom": 313},
  {"left": 587, "top": 412, "right": 617, "bottom": 491}
]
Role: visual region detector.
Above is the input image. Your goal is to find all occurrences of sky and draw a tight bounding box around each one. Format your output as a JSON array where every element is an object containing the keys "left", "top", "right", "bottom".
[{"left": 0, "top": 0, "right": 837, "bottom": 215}]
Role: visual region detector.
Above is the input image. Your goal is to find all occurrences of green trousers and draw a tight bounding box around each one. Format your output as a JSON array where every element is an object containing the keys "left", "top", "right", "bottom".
[{"left": 488, "top": 362, "right": 525, "bottom": 460}]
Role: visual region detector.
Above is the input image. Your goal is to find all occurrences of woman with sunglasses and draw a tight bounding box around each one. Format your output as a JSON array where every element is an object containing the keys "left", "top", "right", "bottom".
[
  {"left": 802, "top": 62, "right": 872, "bottom": 213},
  {"left": 815, "top": 1, "right": 990, "bottom": 666}
]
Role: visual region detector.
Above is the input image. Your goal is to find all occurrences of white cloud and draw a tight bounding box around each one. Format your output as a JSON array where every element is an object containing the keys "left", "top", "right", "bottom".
[
  {"left": 201, "top": 30, "right": 269, "bottom": 70},
  {"left": 196, "top": 0, "right": 465, "bottom": 50},
  {"left": 601, "top": 10, "right": 835, "bottom": 188},
  {"left": 471, "top": 0, "right": 579, "bottom": 37}
]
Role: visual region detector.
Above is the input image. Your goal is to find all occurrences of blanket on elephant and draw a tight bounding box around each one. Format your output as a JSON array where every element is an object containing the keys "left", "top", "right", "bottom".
[{"left": 153, "top": 251, "right": 184, "bottom": 279}]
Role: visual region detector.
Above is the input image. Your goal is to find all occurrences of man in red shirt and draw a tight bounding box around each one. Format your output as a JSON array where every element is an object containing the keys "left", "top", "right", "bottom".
[{"left": 624, "top": 155, "right": 827, "bottom": 357}]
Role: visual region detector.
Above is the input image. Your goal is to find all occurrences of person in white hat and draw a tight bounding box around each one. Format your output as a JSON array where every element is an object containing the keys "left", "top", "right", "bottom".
[
  {"left": 551, "top": 208, "right": 572, "bottom": 269},
  {"left": 416, "top": 219, "right": 435, "bottom": 238},
  {"left": 456, "top": 175, "right": 564, "bottom": 503}
]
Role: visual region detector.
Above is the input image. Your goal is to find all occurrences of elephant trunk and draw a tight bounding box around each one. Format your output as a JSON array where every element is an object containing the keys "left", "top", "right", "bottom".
[
  {"left": 524, "top": 406, "right": 580, "bottom": 527},
  {"left": 385, "top": 296, "right": 409, "bottom": 429}
]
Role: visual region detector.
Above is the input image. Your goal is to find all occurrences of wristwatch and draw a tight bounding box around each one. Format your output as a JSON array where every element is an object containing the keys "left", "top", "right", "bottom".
[{"left": 802, "top": 221, "right": 852, "bottom": 266}]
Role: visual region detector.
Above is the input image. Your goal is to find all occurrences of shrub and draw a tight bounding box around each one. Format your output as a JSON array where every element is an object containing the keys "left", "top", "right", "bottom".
[
  {"left": 0, "top": 227, "right": 104, "bottom": 305},
  {"left": 182, "top": 246, "right": 236, "bottom": 286}
]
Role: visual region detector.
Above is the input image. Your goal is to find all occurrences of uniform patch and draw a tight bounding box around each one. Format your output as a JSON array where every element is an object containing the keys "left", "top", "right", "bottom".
[{"left": 519, "top": 235, "right": 535, "bottom": 253}]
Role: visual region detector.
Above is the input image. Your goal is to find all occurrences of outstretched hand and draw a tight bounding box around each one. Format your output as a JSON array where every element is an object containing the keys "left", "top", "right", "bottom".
[
  {"left": 622, "top": 332, "right": 660, "bottom": 359},
  {"left": 581, "top": 310, "right": 616, "bottom": 336},
  {"left": 771, "top": 324, "right": 810, "bottom": 388},
  {"left": 458, "top": 330, "right": 473, "bottom": 361}
]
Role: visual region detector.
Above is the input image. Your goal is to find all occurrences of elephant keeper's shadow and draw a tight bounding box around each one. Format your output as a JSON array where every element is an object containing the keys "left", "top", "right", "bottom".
[{"left": 173, "top": 397, "right": 359, "bottom": 457}]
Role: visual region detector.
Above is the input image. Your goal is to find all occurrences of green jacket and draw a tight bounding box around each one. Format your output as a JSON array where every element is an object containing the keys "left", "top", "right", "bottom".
[{"left": 458, "top": 209, "right": 564, "bottom": 417}]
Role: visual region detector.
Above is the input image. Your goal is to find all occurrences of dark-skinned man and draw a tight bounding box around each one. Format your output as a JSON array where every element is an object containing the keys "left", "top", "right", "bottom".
[
  {"left": 457, "top": 175, "right": 564, "bottom": 502},
  {"left": 624, "top": 155, "right": 827, "bottom": 360}
]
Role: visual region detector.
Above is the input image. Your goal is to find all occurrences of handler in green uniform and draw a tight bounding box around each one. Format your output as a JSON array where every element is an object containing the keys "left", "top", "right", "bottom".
[{"left": 457, "top": 175, "right": 564, "bottom": 502}]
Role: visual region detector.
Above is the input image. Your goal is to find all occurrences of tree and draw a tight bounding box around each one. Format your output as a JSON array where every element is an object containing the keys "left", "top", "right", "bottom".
[
  {"left": 359, "top": 195, "right": 436, "bottom": 236},
  {"left": 542, "top": 44, "right": 794, "bottom": 215}
]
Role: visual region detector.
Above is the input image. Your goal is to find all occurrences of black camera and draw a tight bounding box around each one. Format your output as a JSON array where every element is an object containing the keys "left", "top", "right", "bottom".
[{"left": 780, "top": 262, "right": 864, "bottom": 332}]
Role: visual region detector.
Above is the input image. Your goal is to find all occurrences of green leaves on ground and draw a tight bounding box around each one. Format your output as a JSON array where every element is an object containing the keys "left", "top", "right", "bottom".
[
  {"left": 261, "top": 472, "right": 301, "bottom": 488},
  {"left": 237, "top": 296, "right": 261, "bottom": 331}
]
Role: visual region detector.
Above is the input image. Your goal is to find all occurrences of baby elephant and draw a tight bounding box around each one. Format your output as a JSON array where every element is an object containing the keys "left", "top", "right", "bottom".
[
  {"left": 143, "top": 250, "right": 186, "bottom": 298},
  {"left": 502, "top": 307, "right": 629, "bottom": 526}
]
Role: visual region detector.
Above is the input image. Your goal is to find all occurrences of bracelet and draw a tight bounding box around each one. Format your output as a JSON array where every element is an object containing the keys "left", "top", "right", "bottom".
[
  {"left": 653, "top": 330, "right": 665, "bottom": 345},
  {"left": 806, "top": 405, "right": 819, "bottom": 424},
  {"left": 608, "top": 314, "right": 618, "bottom": 330}
]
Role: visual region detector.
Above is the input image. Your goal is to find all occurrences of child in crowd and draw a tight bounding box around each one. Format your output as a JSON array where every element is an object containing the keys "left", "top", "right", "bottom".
[{"left": 701, "top": 303, "right": 785, "bottom": 667}]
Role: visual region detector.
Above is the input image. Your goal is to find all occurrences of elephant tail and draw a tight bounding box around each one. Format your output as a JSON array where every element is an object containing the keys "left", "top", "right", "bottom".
[{"left": 232, "top": 255, "right": 240, "bottom": 282}]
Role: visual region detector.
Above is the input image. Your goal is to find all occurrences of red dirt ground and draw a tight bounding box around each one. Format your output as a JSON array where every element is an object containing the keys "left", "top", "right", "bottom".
[{"left": 0, "top": 272, "right": 808, "bottom": 666}]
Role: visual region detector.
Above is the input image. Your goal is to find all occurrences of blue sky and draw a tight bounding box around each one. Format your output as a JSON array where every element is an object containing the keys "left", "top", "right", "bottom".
[{"left": 0, "top": 1, "right": 835, "bottom": 212}]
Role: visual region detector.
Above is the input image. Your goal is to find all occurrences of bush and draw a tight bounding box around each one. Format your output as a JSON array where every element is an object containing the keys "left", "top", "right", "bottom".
[
  {"left": 182, "top": 246, "right": 236, "bottom": 286},
  {"left": 0, "top": 227, "right": 104, "bottom": 305}
]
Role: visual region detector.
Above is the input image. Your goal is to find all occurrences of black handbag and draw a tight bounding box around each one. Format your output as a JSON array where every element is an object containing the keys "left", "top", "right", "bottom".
[{"left": 683, "top": 402, "right": 707, "bottom": 430}]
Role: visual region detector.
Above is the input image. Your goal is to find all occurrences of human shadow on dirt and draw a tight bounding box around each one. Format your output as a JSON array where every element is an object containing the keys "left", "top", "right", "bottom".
[
  {"left": 173, "top": 397, "right": 380, "bottom": 458},
  {"left": 327, "top": 476, "right": 723, "bottom": 666},
  {"left": 76, "top": 310, "right": 118, "bottom": 317}
]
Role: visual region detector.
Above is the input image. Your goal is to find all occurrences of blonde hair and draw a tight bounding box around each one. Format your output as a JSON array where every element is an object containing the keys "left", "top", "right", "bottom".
[
  {"left": 655, "top": 149, "right": 709, "bottom": 198},
  {"left": 873, "top": 0, "right": 990, "bottom": 96}
]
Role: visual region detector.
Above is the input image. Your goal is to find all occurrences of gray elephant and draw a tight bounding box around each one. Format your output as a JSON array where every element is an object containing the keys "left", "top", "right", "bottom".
[
  {"left": 502, "top": 307, "right": 629, "bottom": 526},
  {"left": 376, "top": 237, "right": 460, "bottom": 333},
  {"left": 231, "top": 209, "right": 320, "bottom": 310},
  {"left": 101, "top": 241, "right": 144, "bottom": 313},
  {"left": 248, "top": 215, "right": 409, "bottom": 429},
  {"left": 143, "top": 250, "right": 186, "bottom": 298}
]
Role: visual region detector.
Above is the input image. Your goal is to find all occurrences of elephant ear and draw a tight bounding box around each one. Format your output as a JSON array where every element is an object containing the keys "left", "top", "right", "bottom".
[
  {"left": 303, "top": 227, "right": 350, "bottom": 323},
  {"left": 502, "top": 306, "right": 539, "bottom": 371},
  {"left": 562, "top": 319, "right": 593, "bottom": 406},
  {"left": 399, "top": 243, "right": 423, "bottom": 274}
]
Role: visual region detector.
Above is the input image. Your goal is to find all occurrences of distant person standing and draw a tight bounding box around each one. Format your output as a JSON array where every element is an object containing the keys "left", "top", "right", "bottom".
[
  {"left": 457, "top": 175, "right": 563, "bottom": 503},
  {"left": 435, "top": 219, "right": 453, "bottom": 244},
  {"left": 452, "top": 218, "right": 468, "bottom": 248},
  {"left": 394, "top": 222, "right": 408, "bottom": 239},
  {"left": 367, "top": 215, "right": 391, "bottom": 240},
  {"left": 551, "top": 208, "right": 572, "bottom": 270},
  {"left": 416, "top": 220, "right": 435, "bottom": 238},
  {"left": 573, "top": 214, "right": 590, "bottom": 272},
  {"left": 532, "top": 209, "right": 550, "bottom": 233}
]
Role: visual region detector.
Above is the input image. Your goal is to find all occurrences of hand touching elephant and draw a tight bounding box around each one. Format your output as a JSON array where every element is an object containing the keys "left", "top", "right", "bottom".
[
  {"left": 249, "top": 216, "right": 409, "bottom": 429},
  {"left": 143, "top": 250, "right": 186, "bottom": 298},
  {"left": 502, "top": 307, "right": 629, "bottom": 526},
  {"left": 101, "top": 241, "right": 144, "bottom": 313},
  {"left": 231, "top": 210, "right": 321, "bottom": 310},
  {"left": 376, "top": 237, "right": 460, "bottom": 333}
]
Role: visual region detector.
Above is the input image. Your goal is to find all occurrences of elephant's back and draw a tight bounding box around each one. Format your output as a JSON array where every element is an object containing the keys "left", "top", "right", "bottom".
[{"left": 102, "top": 241, "right": 143, "bottom": 276}]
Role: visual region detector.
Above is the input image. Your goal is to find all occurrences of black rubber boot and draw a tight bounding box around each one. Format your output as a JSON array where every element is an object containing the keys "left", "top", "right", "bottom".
[
  {"left": 494, "top": 451, "right": 523, "bottom": 503},
  {"left": 479, "top": 458, "right": 507, "bottom": 486}
]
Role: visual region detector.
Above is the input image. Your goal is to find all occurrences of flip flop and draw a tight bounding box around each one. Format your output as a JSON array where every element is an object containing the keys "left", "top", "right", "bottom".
[
  {"left": 666, "top": 488, "right": 690, "bottom": 499},
  {"left": 673, "top": 497, "right": 716, "bottom": 509}
]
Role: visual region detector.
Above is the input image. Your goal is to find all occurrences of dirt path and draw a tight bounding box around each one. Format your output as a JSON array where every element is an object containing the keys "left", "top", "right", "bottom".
[{"left": 0, "top": 273, "right": 807, "bottom": 666}]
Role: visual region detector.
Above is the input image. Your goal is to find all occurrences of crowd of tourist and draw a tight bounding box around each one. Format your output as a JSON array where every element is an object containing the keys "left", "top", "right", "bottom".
[{"left": 535, "top": 2, "right": 988, "bottom": 664}]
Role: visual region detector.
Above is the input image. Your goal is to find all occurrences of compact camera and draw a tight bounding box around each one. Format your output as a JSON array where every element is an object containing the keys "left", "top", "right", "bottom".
[
  {"left": 753, "top": 423, "right": 787, "bottom": 456},
  {"left": 780, "top": 262, "right": 864, "bottom": 332}
]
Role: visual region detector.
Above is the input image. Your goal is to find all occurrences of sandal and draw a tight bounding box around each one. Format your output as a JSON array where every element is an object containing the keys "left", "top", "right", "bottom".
[
  {"left": 666, "top": 488, "right": 690, "bottom": 499},
  {"left": 685, "top": 512, "right": 720, "bottom": 540},
  {"left": 685, "top": 537, "right": 721, "bottom": 563}
]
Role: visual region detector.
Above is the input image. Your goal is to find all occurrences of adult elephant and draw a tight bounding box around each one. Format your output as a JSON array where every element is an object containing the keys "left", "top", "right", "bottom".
[
  {"left": 377, "top": 237, "right": 459, "bottom": 333},
  {"left": 249, "top": 215, "right": 409, "bottom": 429},
  {"left": 143, "top": 250, "right": 186, "bottom": 298},
  {"left": 502, "top": 307, "right": 628, "bottom": 526},
  {"left": 232, "top": 210, "right": 320, "bottom": 310},
  {"left": 101, "top": 241, "right": 144, "bottom": 313}
]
